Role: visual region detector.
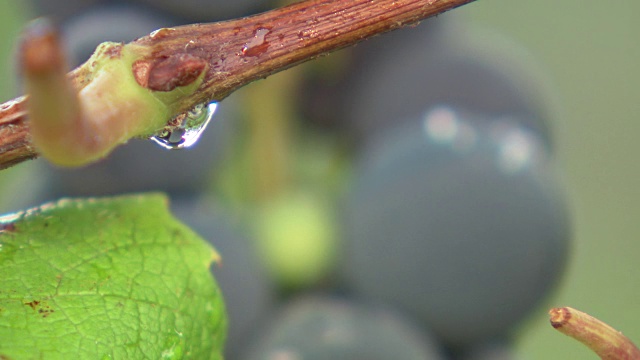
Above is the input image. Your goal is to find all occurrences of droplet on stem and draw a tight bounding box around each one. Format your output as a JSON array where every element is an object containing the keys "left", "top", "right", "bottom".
[
  {"left": 150, "top": 102, "right": 218, "bottom": 150},
  {"left": 241, "top": 28, "right": 271, "bottom": 57}
]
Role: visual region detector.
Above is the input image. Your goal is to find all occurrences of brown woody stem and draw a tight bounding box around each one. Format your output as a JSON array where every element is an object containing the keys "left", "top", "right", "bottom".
[
  {"left": 0, "top": 0, "right": 475, "bottom": 169},
  {"left": 0, "top": 97, "right": 35, "bottom": 168},
  {"left": 549, "top": 307, "right": 640, "bottom": 360}
]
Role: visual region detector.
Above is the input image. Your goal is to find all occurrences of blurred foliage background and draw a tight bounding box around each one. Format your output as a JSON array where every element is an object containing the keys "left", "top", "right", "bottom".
[
  {"left": 0, "top": 0, "right": 638, "bottom": 359},
  {"left": 460, "top": 1, "right": 640, "bottom": 359}
]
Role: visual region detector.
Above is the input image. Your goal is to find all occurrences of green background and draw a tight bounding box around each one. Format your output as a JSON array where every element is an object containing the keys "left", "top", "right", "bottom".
[
  {"left": 458, "top": 1, "right": 640, "bottom": 358},
  {"left": 0, "top": 1, "right": 638, "bottom": 358}
]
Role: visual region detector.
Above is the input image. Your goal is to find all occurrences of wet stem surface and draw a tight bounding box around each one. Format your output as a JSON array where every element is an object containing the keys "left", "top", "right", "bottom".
[{"left": 0, "top": 0, "right": 475, "bottom": 170}]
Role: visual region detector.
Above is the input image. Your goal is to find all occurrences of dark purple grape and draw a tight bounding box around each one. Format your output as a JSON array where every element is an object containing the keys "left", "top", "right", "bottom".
[
  {"left": 28, "top": 0, "right": 103, "bottom": 21},
  {"left": 170, "top": 198, "right": 276, "bottom": 358},
  {"left": 129, "top": 0, "right": 272, "bottom": 21},
  {"left": 60, "top": 4, "right": 174, "bottom": 66},
  {"left": 455, "top": 340, "right": 516, "bottom": 360},
  {"left": 242, "top": 295, "right": 445, "bottom": 360},
  {"left": 341, "top": 18, "right": 554, "bottom": 150},
  {"left": 342, "top": 107, "right": 570, "bottom": 348},
  {"left": 28, "top": 0, "right": 270, "bottom": 23}
]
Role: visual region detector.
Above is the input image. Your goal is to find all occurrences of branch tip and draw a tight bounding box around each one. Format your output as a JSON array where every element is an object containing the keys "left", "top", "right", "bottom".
[
  {"left": 549, "top": 307, "right": 640, "bottom": 360},
  {"left": 20, "top": 19, "right": 66, "bottom": 76},
  {"left": 549, "top": 307, "right": 571, "bottom": 329}
]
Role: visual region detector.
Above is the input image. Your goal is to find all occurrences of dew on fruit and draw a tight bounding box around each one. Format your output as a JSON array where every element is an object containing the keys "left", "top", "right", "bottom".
[
  {"left": 150, "top": 102, "right": 218, "bottom": 150},
  {"left": 492, "top": 122, "right": 541, "bottom": 173},
  {"left": 424, "top": 106, "right": 458, "bottom": 142},
  {"left": 423, "top": 106, "right": 476, "bottom": 151}
]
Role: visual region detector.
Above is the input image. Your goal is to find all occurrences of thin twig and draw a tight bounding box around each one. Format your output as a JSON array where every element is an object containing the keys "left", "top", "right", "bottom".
[
  {"left": 550, "top": 307, "right": 640, "bottom": 359},
  {"left": 0, "top": 0, "right": 476, "bottom": 169}
]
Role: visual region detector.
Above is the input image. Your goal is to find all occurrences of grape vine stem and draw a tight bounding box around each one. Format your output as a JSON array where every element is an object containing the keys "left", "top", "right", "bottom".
[
  {"left": 549, "top": 307, "right": 640, "bottom": 359},
  {"left": 0, "top": 0, "right": 476, "bottom": 169}
]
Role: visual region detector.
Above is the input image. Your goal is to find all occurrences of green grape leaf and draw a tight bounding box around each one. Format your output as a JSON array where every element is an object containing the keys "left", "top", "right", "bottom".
[{"left": 0, "top": 193, "right": 226, "bottom": 359}]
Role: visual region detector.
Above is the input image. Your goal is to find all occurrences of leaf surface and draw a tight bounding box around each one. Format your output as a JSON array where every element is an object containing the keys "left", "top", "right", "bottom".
[{"left": 0, "top": 193, "right": 226, "bottom": 359}]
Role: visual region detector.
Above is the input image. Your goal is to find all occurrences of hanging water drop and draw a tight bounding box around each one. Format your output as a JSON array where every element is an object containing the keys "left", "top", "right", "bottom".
[{"left": 150, "top": 102, "right": 218, "bottom": 150}]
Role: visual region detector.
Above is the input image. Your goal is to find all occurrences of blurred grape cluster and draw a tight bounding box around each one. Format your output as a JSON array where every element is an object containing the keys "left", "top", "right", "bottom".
[{"left": 11, "top": 1, "right": 572, "bottom": 359}]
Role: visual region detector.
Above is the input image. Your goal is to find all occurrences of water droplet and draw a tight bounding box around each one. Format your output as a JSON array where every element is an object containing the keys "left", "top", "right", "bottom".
[
  {"left": 150, "top": 28, "right": 175, "bottom": 40},
  {"left": 150, "top": 102, "right": 218, "bottom": 150},
  {"left": 492, "top": 122, "right": 541, "bottom": 174},
  {"left": 241, "top": 28, "right": 271, "bottom": 57},
  {"left": 423, "top": 106, "right": 477, "bottom": 152}
]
